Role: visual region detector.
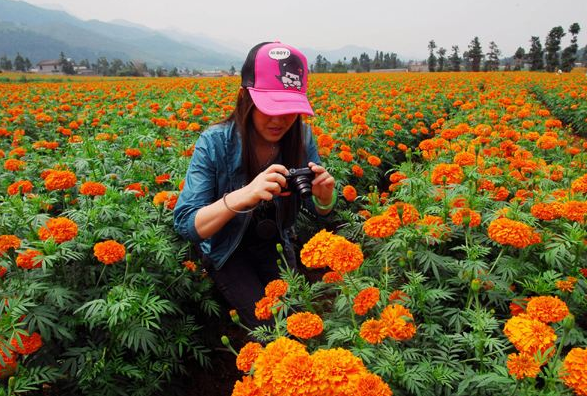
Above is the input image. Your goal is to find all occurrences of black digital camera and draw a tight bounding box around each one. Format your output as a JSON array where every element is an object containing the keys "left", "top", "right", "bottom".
[{"left": 283, "top": 167, "right": 315, "bottom": 199}]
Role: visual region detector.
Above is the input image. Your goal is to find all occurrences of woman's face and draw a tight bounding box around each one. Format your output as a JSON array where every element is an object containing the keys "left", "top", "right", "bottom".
[{"left": 252, "top": 108, "right": 298, "bottom": 145}]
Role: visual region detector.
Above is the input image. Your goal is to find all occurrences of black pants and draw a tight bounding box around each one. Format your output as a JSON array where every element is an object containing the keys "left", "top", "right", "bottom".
[{"left": 207, "top": 241, "right": 296, "bottom": 329}]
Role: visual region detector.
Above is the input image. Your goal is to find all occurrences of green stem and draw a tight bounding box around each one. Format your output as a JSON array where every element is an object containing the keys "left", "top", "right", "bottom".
[
  {"left": 487, "top": 248, "right": 505, "bottom": 276},
  {"left": 96, "top": 264, "right": 107, "bottom": 287},
  {"left": 342, "top": 287, "right": 358, "bottom": 331}
]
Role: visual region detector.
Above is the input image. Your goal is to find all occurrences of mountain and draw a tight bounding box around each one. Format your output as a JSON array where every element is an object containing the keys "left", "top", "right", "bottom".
[{"left": 0, "top": 0, "right": 243, "bottom": 69}]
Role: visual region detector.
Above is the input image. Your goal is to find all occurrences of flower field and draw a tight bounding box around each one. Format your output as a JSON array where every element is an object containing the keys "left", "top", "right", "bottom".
[{"left": 1, "top": 71, "right": 587, "bottom": 396}]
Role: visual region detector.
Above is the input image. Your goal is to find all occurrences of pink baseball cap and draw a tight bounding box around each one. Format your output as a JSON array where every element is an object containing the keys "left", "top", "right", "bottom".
[{"left": 241, "top": 41, "right": 314, "bottom": 116}]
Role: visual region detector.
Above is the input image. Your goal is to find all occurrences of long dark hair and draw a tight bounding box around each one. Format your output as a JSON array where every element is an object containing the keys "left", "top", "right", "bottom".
[{"left": 221, "top": 88, "right": 305, "bottom": 227}]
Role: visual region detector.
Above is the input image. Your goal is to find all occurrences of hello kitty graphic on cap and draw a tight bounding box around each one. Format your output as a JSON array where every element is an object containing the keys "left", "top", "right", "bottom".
[{"left": 241, "top": 41, "right": 314, "bottom": 116}]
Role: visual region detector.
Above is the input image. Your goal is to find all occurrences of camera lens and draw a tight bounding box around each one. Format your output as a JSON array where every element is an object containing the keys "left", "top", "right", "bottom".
[{"left": 292, "top": 175, "right": 312, "bottom": 199}]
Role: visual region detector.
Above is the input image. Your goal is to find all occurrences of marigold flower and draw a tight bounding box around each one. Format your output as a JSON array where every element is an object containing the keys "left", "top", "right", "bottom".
[
  {"left": 531, "top": 202, "right": 563, "bottom": 221},
  {"left": 342, "top": 185, "right": 358, "bottom": 202},
  {"left": 10, "top": 332, "right": 43, "bottom": 355},
  {"left": 380, "top": 304, "right": 416, "bottom": 341},
  {"left": 254, "top": 296, "right": 276, "bottom": 320},
  {"left": 525, "top": 296, "right": 569, "bottom": 323},
  {"left": 454, "top": 152, "right": 476, "bottom": 166},
  {"left": 352, "top": 164, "right": 364, "bottom": 177},
  {"left": 560, "top": 347, "right": 587, "bottom": 396},
  {"left": 360, "top": 319, "right": 388, "bottom": 344},
  {"left": 556, "top": 277, "right": 577, "bottom": 293},
  {"left": 571, "top": 174, "right": 587, "bottom": 194},
  {"left": 327, "top": 238, "right": 364, "bottom": 274},
  {"left": 322, "top": 271, "right": 343, "bottom": 283},
  {"left": 236, "top": 342, "right": 263, "bottom": 372},
  {"left": 487, "top": 218, "right": 540, "bottom": 249},
  {"left": 265, "top": 280, "right": 288, "bottom": 300},
  {"left": 507, "top": 352, "right": 542, "bottom": 380},
  {"left": 4, "top": 158, "right": 26, "bottom": 171},
  {"left": 231, "top": 376, "right": 266, "bottom": 396},
  {"left": 183, "top": 260, "right": 197, "bottom": 272},
  {"left": 561, "top": 201, "right": 587, "bottom": 223},
  {"left": 367, "top": 155, "right": 382, "bottom": 167},
  {"left": 451, "top": 208, "right": 481, "bottom": 228},
  {"left": 300, "top": 229, "right": 333, "bottom": 269},
  {"left": 300, "top": 230, "right": 363, "bottom": 273},
  {"left": 363, "top": 214, "right": 401, "bottom": 238},
  {"left": 388, "top": 290, "right": 410, "bottom": 303},
  {"left": 16, "top": 249, "right": 43, "bottom": 270},
  {"left": 286, "top": 312, "right": 323, "bottom": 339},
  {"left": 253, "top": 337, "right": 307, "bottom": 391},
  {"left": 7, "top": 180, "right": 33, "bottom": 196},
  {"left": 45, "top": 170, "right": 77, "bottom": 191},
  {"left": 0, "top": 348, "right": 17, "bottom": 378},
  {"left": 351, "top": 372, "right": 393, "bottom": 396},
  {"left": 338, "top": 151, "right": 353, "bottom": 162},
  {"left": 155, "top": 173, "right": 171, "bottom": 184},
  {"left": 353, "top": 287, "right": 380, "bottom": 315},
  {"left": 125, "top": 182, "right": 148, "bottom": 198},
  {"left": 311, "top": 348, "right": 367, "bottom": 393},
  {"left": 510, "top": 297, "right": 529, "bottom": 316},
  {"left": 0, "top": 235, "right": 21, "bottom": 256},
  {"left": 386, "top": 202, "right": 420, "bottom": 225},
  {"left": 431, "top": 163, "right": 464, "bottom": 185},
  {"left": 503, "top": 314, "right": 557, "bottom": 355},
  {"left": 93, "top": 240, "right": 126, "bottom": 265},
  {"left": 153, "top": 191, "right": 178, "bottom": 210},
  {"left": 270, "top": 352, "right": 316, "bottom": 396},
  {"left": 80, "top": 181, "right": 107, "bottom": 196},
  {"left": 38, "top": 217, "right": 78, "bottom": 243}
]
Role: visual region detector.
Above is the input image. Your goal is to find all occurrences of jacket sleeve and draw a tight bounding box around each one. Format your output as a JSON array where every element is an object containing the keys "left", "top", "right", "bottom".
[
  {"left": 302, "top": 124, "right": 334, "bottom": 217},
  {"left": 173, "top": 132, "right": 217, "bottom": 243}
]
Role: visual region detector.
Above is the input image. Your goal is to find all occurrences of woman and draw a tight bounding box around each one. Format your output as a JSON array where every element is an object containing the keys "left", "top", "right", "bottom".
[{"left": 174, "top": 41, "right": 336, "bottom": 328}]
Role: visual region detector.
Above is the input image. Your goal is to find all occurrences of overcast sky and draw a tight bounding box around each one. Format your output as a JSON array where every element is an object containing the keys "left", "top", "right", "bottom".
[{"left": 22, "top": 0, "right": 587, "bottom": 59}]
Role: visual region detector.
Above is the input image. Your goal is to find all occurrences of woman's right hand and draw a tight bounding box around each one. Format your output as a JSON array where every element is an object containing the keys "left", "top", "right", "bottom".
[{"left": 241, "top": 164, "right": 289, "bottom": 206}]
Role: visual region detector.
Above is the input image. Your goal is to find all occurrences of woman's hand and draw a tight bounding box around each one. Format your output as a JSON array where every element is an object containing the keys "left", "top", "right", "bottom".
[
  {"left": 241, "top": 164, "right": 289, "bottom": 206},
  {"left": 308, "top": 162, "right": 335, "bottom": 206}
]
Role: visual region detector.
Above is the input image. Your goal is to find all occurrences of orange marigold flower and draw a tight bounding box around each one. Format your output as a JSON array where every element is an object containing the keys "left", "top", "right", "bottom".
[
  {"left": 183, "top": 260, "right": 197, "bottom": 272},
  {"left": 155, "top": 173, "right": 171, "bottom": 184},
  {"left": 561, "top": 200, "right": 587, "bottom": 223},
  {"left": 388, "top": 290, "right": 410, "bottom": 303},
  {"left": 507, "top": 352, "right": 542, "bottom": 380},
  {"left": 254, "top": 296, "right": 276, "bottom": 320},
  {"left": 312, "top": 348, "right": 367, "bottom": 393},
  {"left": 556, "top": 277, "right": 578, "bottom": 293},
  {"left": 359, "top": 319, "right": 388, "bottom": 344},
  {"left": 322, "top": 271, "right": 343, "bottom": 283},
  {"left": 0, "top": 235, "right": 21, "bottom": 256},
  {"left": 525, "top": 296, "right": 569, "bottom": 323},
  {"left": 253, "top": 337, "right": 307, "bottom": 391},
  {"left": 236, "top": 342, "right": 263, "bottom": 372},
  {"left": 510, "top": 297, "right": 529, "bottom": 316},
  {"left": 560, "top": 347, "right": 587, "bottom": 396},
  {"left": 503, "top": 314, "right": 557, "bottom": 355},
  {"left": 338, "top": 151, "right": 353, "bottom": 162},
  {"left": 300, "top": 229, "right": 334, "bottom": 269},
  {"left": 386, "top": 202, "right": 420, "bottom": 225},
  {"left": 286, "top": 312, "right": 323, "bottom": 339},
  {"left": 7, "top": 180, "right": 33, "bottom": 196},
  {"left": 389, "top": 171, "right": 407, "bottom": 184},
  {"left": 380, "top": 304, "right": 417, "bottom": 341},
  {"left": 351, "top": 373, "right": 393, "bottom": 396},
  {"left": 153, "top": 191, "right": 178, "bottom": 210},
  {"left": 352, "top": 164, "right": 364, "bottom": 177},
  {"left": 531, "top": 202, "right": 563, "bottom": 221},
  {"left": 317, "top": 134, "right": 335, "bottom": 149},
  {"left": 125, "top": 148, "right": 141, "bottom": 158},
  {"left": 571, "top": 174, "right": 587, "bottom": 194},
  {"left": 454, "top": 152, "right": 476, "bottom": 166},
  {"left": 363, "top": 214, "right": 401, "bottom": 238},
  {"left": 265, "top": 280, "right": 288, "bottom": 300},
  {"left": 16, "top": 249, "right": 43, "bottom": 269},
  {"left": 300, "top": 229, "right": 363, "bottom": 273},
  {"left": 231, "top": 376, "right": 267, "bottom": 396},
  {"left": 451, "top": 208, "right": 481, "bottom": 228},
  {"left": 417, "top": 215, "right": 450, "bottom": 240},
  {"left": 10, "top": 332, "right": 42, "bottom": 355},
  {"left": 353, "top": 287, "right": 380, "bottom": 315},
  {"left": 79, "top": 181, "right": 107, "bottom": 196},
  {"left": 125, "top": 182, "right": 148, "bottom": 198},
  {"left": 45, "top": 170, "right": 77, "bottom": 191},
  {"left": 367, "top": 155, "right": 382, "bottom": 167},
  {"left": 342, "top": 185, "right": 358, "bottom": 202},
  {"left": 0, "top": 348, "right": 18, "bottom": 378},
  {"left": 328, "top": 238, "right": 364, "bottom": 274},
  {"left": 93, "top": 240, "right": 126, "bottom": 265},
  {"left": 38, "top": 217, "right": 78, "bottom": 243},
  {"left": 4, "top": 158, "right": 26, "bottom": 171},
  {"left": 487, "top": 218, "right": 540, "bottom": 249},
  {"left": 431, "top": 163, "right": 464, "bottom": 185},
  {"left": 270, "top": 351, "right": 316, "bottom": 396}
]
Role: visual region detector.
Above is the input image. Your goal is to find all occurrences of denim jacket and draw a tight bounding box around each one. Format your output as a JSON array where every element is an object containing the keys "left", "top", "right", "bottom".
[{"left": 173, "top": 120, "right": 321, "bottom": 270}]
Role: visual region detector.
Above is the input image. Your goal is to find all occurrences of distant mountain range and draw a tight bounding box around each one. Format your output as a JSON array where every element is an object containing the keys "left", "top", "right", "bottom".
[{"left": 0, "top": 0, "right": 408, "bottom": 70}]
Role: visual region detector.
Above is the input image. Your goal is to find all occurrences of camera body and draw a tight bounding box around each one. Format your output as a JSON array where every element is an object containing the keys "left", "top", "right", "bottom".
[{"left": 283, "top": 167, "right": 315, "bottom": 199}]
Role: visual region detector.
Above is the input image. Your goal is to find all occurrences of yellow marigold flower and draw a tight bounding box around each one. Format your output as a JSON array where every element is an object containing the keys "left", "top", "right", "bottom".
[
  {"left": 360, "top": 319, "right": 388, "bottom": 344},
  {"left": 236, "top": 342, "right": 263, "bottom": 373},
  {"left": 560, "top": 347, "right": 587, "bottom": 396},
  {"left": 93, "top": 240, "right": 126, "bottom": 265},
  {"left": 265, "top": 280, "right": 288, "bottom": 300},
  {"left": 353, "top": 287, "right": 380, "bottom": 315},
  {"left": 503, "top": 314, "right": 557, "bottom": 355},
  {"left": 286, "top": 312, "right": 324, "bottom": 339},
  {"left": 525, "top": 296, "right": 569, "bottom": 323},
  {"left": 487, "top": 218, "right": 541, "bottom": 248},
  {"left": 38, "top": 217, "right": 78, "bottom": 243},
  {"left": 380, "top": 304, "right": 417, "bottom": 341},
  {"left": 253, "top": 338, "right": 307, "bottom": 391},
  {"left": 363, "top": 214, "right": 401, "bottom": 238},
  {"left": 507, "top": 352, "right": 542, "bottom": 380}
]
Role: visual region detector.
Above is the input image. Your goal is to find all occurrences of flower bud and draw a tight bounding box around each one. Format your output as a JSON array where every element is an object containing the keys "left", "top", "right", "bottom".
[
  {"left": 563, "top": 314, "right": 575, "bottom": 331},
  {"left": 221, "top": 335, "right": 230, "bottom": 347},
  {"left": 471, "top": 278, "right": 482, "bottom": 293},
  {"left": 229, "top": 309, "right": 240, "bottom": 325},
  {"left": 406, "top": 250, "right": 414, "bottom": 260},
  {"left": 276, "top": 243, "right": 283, "bottom": 254}
]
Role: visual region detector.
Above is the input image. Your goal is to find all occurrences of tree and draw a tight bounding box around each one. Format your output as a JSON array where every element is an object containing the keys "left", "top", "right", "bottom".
[
  {"left": 229, "top": 65, "right": 236, "bottom": 75},
  {"left": 528, "top": 36, "right": 544, "bottom": 71},
  {"left": 59, "top": 52, "right": 75, "bottom": 75},
  {"left": 94, "top": 57, "right": 110, "bottom": 75},
  {"left": 350, "top": 56, "right": 360, "bottom": 72},
  {"left": 314, "top": 55, "right": 329, "bottom": 73},
  {"left": 468, "top": 37, "right": 484, "bottom": 72},
  {"left": 427, "top": 40, "right": 437, "bottom": 72},
  {"left": 169, "top": 67, "right": 179, "bottom": 77},
  {"left": 449, "top": 46, "right": 461, "bottom": 72},
  {"left": 109, "top": 58, "right": 124, "bottom": 75},
  {"left": 14, "top": 53, "right": 25, "bottom": 72},
  {"left": 544, "top": 26, "right": 565, "bottom": 72},
  {"left": 331, "top": 60, "right": 348, "bottom": 73},
  {"left": 560, "top": 23, "right": 581, "bottom": 72},
  {"left": 24, "top": 58, "right": 32, "bottom": 72},
  {"left": 437, "top": 47, "right": 447, "bottom": 72},
  {"left": 462, "top": 50, "right": 471, "bottom": 71},
  {"left": 359, "top": 52, "right": 371, "bottom": 72},
  {"left": 484, "top": 41, "right": 501, "bottom": 71},
  {"left": 513, "top": 47, "right": 525, "bottom": 71},
  {"left": 1, "top": 55, "right": 13, "bottom": 71}
]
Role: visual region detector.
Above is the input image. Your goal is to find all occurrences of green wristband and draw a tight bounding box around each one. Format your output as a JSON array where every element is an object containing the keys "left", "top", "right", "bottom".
[{"left": 312, "top": 190, "right": 337, "bottom": 211}]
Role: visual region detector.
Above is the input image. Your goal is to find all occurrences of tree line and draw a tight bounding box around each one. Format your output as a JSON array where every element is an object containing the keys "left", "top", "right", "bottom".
[
  {"left": 427, "top": 23, "right": 583, "bottom": 72},
  {"left": 312, "top": 51, "right": 406, "bottom": 73}
]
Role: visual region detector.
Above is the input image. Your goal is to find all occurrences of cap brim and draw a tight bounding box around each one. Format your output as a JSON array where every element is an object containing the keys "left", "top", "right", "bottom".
[{"left": 248, "top": 88, "right": 314, "bottom": 116}]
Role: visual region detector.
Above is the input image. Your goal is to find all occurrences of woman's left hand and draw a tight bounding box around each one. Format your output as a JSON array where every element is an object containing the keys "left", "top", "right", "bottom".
[{"left": 308, "top": 162, "right": 335, "bottom": 205}]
